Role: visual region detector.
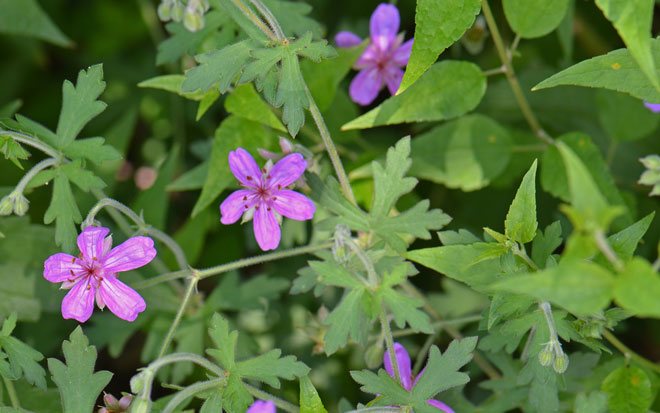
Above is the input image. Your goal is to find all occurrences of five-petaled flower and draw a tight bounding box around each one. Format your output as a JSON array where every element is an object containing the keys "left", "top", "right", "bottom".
[
  {"left": 220, "top": 148, "right": 315, "bottom": 251},
  {"left": 247, "top": 399, "right": 275, "bottom": 413},
  {"left": 43, "top": 227, "right": 156, "bottom": 323},
  {"left": 384, "top": 343, "right": 455, "bottom": 412},
  {"left": 335, "top": 3, "right": 413, "bottom": 106}
]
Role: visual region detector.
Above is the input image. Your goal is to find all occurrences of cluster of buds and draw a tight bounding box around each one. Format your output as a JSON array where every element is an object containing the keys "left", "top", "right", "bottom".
[
  {"left": 332, "top": 224, "right": 352, "bottom": 263},
  {"left": 0, "top": 190, "right": 29, "bottom": 216},
  {"left": 638, "top": 155, "right": 660, "bottom": 196},
  {"left": 538, "top": 339, "right": 569, "bottom": 374},
  {"left": 98, "top": 393, "right": 131, "bottom": 413},
  {"left": 157, "top": 0, "right": 209, "bottom": 32}
]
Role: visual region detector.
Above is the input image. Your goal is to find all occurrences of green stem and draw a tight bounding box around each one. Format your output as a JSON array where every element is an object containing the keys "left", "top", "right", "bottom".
[
  {"left": 594, "top": 229, "right": 624, "bottom": 272},
  {"left": 391, "top": 315, "right": 483, "bottom": 339},
  {"left": 13, "top": 157, "right": 58, "bottom": 194},
  {"left": 231, "top": 0, "right": 278, "bottom": 41},
  {"left": 249, "top": 0, "right": 285, "bottom": 40},
  {"left": 0, "top": 131, "right": 62, "bottom": 159},
  {"left": 512, "top": 243, "right": 539, "bottom": 271},
  {"left": 157, "top": 274, "right": 199, "bottom": 359},
  {"left": 245, "top": 383, "right": 300, "bottom": 413},
  {"left": 412, "top": 331, "right": 437, "bottom": 376},
  {"left": 132, "top": 242, "right": 332, "bottom": 289},
  {"left": 602, "top": 330, "right": 660, "bottom": 374},
  {"left": 163, "top": 378, "right": 226, "bottom": 413},
  {"left": 481, "top": 0, "right": 552, "bottom": 144},
  {"left": 483, "top": 66, "right": 506, "bottom": 77},
  {"left": 336, "top": 232, "right": 378, "bottom": 286},
  {"left": 380, "top": 310, "right": 401, "bottom": 384},
  {"left": 3, "top": 377, "right": 19, "bottom": 409},
  {"left": 303, "top": 83, "right": 357, "bottom": 206}
]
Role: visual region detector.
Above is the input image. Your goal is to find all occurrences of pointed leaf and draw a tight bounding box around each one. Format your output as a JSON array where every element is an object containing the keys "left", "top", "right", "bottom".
[
  {"left": 602, "top": 365, "right": 652, "bottom": 413},
  {"left": 236, "top": 349, "right": 310, "bottom": 388},
  {"left": 504, "top": 160, "right": 538, "bottom": 244},
  {"left": 300, "top": 375, "right": 328, "bottom": 413}
]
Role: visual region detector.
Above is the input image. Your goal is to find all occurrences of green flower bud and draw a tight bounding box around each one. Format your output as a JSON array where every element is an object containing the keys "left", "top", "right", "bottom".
[
  {"left": 365, "top": 343, "right": 384, "bottom": 369},
  {"left": 128, "top": 397, "right": 150, "bottom": 413},
  {"left": 171, "top": 1, "right": 184, "bottom": 22},
  {"left": 553, "top": 353, "right": 569, "bottom": 374},
  {"left": 0, "top": 196, "right": 13, "bottom": 216},
  {"left": 183, "top": 9, "right": 205, "bottom": 32},
  {"left": 130, "top": 373, "right": 146, "bottom": 393},
  {"left": 538, "top": 347, "right": 553, "bottom": 367},
  {"left": 13, "top": 194, "right": 29, "bottom": 216},
  {"left": 157, "top": 0, "right": 172, "bottom": 21},
  {"left": 640, "top": 154, "right": 660, "bottom": 170}
]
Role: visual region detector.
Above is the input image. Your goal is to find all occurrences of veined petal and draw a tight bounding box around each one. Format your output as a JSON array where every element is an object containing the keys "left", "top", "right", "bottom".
[
  {"left": 98, "top": 276, "right": 146, "bottom": 322},
  {"left": 220, "top": 189, "right": 257, "bottom": 225},
  {"left": 253, "top": 204, "right": 281, "bottom": 251},
  {"left": 349, "top": 67, "right": 383, "bottom": 106},
  {"left": 370, "top": 3, "right": 400, "bottom": 51},
  {"left": 335, "top": 31, "right": 362, "bottom": 48},
  {"left": 272, "top": 190, "right": 315, "bottom": 221},
  {"left": 427, "top": 399, "right": 455, "bottom": 413},
  {"left": 393, "top": 38, "right": 414, "bottom": 66},
  {"left": 384, "top": 65, "right": 405, "bottom": 95},
  {"left": 267, "top": 153, "right": 307, "bottom": 189},
  {"left": 61, "top": 278, "right": 95, "bottom": 323},
  {"left": 228, "top": 148, "right": 263, "bottom": 188},
  {"left": 77, "top": 227, "right": 110, "bottom": 262},
  {"left": 247, "top": 399, "right": 276, "bottom": 413},
  {"left": 103, "top": 236, "right": 157, "bottom": 273},
  {"left": 384, "top": 342, "right": 413, "bottom": 391},
  {"left": 44, "top": 253, "right": 84, "bottom": 283}
]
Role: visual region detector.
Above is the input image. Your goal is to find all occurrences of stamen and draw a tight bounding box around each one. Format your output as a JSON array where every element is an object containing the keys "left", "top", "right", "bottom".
[
  {"left": 262, "top": 167, "right": 267, "bottom": 173},
  {"left": 86, "top": 285, "right": 91, "bottom": 290},
  {"left": 71, "top": 257, "right": 76, "bottom": 264},
  {"left": 92, "top": 257, "right": 98, "bottom": 260},
  {"left": 68, "top": 278, "right": 75, "bottom": 282},
  {"left": 273, "top": 196, "right": 277, "bottom": 200},
  {"left": 267, "top": 174, "right": 271, "bottom": 179},
  {"left": 255, "top": 205, "right": 260, "bottom": 210},
  {"left": 267, "top": 207, "right": 271, "bottom": 211},
  {"left": 243, "top": 196, "right": 247, "bottom": 201},
  {"left": 278, "top": 184, "right": 282, "bottom": 190},
  {"left": 244, "top": 204, "right": 249, "bottom": 209},
  {"left": 246, "top": 176, "right": 253, "bottom": 181},
  {"left": 69, "top": 270, "right": 75, "bottom": 276}
]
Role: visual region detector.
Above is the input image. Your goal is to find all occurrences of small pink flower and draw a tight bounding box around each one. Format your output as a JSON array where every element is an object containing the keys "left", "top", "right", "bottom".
[
  {"left": 220, "top": 148, "right": 315, "bottom": 251},
  {"left": 384, "top": 343, "right": 455, "bottom": 412},
  {"left": 44, "top": 227, "right": 156, "bottom": 323},
  {"left": 247, "top": 399, "right": 276, "bottom": 413},
  {"left": 335, "top": 3, "right": 414, "bottom": 105}
]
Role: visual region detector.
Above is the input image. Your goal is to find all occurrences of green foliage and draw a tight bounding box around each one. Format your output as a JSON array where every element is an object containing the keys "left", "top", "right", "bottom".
[
  {"left": 0, "top": 133, "right": 30, "bottom": 169},
  {"left": 504, "top": 160, "right": 538, "bottom": 244},
  {"left": 399, "top": 0, "right": 480, "bottom": 92},
  {"left": 43, "top": 173, "right": 82, "bottom": 252},
  {"left": 602, "top": 365, "right": 652, "bottom": 413},
  {"left": 225, "top": 84, "right": 286, "bottom": 132},
  {"left": 613, "top": 258, "right": 660, "bottom": 317},
  {"left": 503, "top": 0, "right": 570, "bottom": 38},
  {"left": 0, "top": 0, "right": 71, "bottom": 47},
  {"left": 300, "top": 375, "right": 328, "bottom": 413},
  {"left": 0, "top": 314, "right": 46, "bottom": 390},
  {"left": 342, "top": 61, "right": 486, "bottom": 130},
  {"left": 47, "top": 327, "right": 112, "bottom": 413},
  {"left": 596, "top": 90, "right": 659, "bottom": 142}
]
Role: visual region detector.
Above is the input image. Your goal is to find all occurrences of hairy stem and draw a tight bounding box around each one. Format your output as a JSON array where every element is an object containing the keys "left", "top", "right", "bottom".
[
  {"left": 380, "top": 310, "right": 401, "bottom": 384},
  {"left": 481, "top": 0, "right": 552, "bottom": 144},
  {"left": 13, "top": 157, "right": 58, "bottom": 194},
  {"left": 602, "top": 329, "right": 660, "bottom": 374},
  {"left": 157, "top": 274, "right": 200, "bottom": 359},
  {"left": 249, "top": 0, "right": 285, "bottom": 41},
  {"left": 3, "top": 377, "right": 20, "bottom": 409},
  {"left": 245, "top": 383, "right": 300, "bottom": 413},
  {"left": 0, "top": 131, "right": 62, "bottom": 159},
  {"left": 231, "top": 0, "right": 278, "bottom": 41},
  {"left": 512, "top": 243, "right": 539, "bottom": 271},
  {"left": 594, "top": 229, "right": 624, "bottom": 272},
  {"left": 412, "top": 331, "right": 438, "bottom": 376},
  {"left": 163, "top": 378, "right": 226, "bottom": 413}
]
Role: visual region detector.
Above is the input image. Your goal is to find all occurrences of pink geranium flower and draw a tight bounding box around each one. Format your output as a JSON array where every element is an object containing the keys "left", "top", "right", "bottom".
[
  {"left": 247, "top": 400, "right": 275, "bottom": 413},
  {"left": 43, "top": 227, "right": 156, "bottom": 323},
  {"left": 220, "top": 148, "right": 315, "bottom": 251},
  {"left": 335, "top": 3, "right": 414, "bottom": 105},
  {"left": 384, "top": 343, "right": 455, "bottom": 412}
]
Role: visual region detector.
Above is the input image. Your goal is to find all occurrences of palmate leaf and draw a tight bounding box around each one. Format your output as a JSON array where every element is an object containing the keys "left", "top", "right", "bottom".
[
  {"left": 156, "top": 11, "right": 230, "bottom": 65},
  {"left": 323, "top": 289, "right": 368, "bottom": 355},
  {"left": 236, "top": 349, "right": 310, "bottom": 388},
  {"left": 0, "top": 314, "right": 46, "bottom": 390},
  {"left": 48, "top": 327, "right": 112, "bottom": 413}
]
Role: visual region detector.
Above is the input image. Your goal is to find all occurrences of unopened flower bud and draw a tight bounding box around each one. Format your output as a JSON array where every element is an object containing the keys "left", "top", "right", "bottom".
[
  {"left": 538, "top": 347, "right": 553, "bottom": 367},
  {"left": 128, "top": 397, "right": 150, "bottom": 413},
  {"left": 278, "top": 136, "right": 294, "bottom": 154},
  {"left": 118, "top": 395, "right": 132, "bottom": 411},
  {"left": 104, "top": 394, "right": 119, "bottom": 407},
  {"left": 640, "top": 154, "right": 660, "bottom": 170},
  {"left": 171, "top": 0, "right": 184, "bottom": 22},
  {"left": 157, "top": 0, "right": 172, "bottom": 21},
  {"left": 130, "top": 374, "right": 146, "bottom": 393},
  {"left": 553, "top": 353, "right": 569, "bottom": 374},
  {"left": 201, "top": 0, "right": 210, "bottom": 12},
  {"left": 0, "top": 196, "right": 13, "bottom": 216},
  {"left": 365, "top": 343, "right": 384, "bottom": 369},
  {"left": 13, "top": 193, "right": 29, "bottom": 216},
  {"left": 183, "top": 9, "right": 205, "bottom": 32}
]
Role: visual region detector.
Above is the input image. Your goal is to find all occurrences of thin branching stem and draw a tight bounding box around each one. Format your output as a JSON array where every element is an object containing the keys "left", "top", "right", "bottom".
[
  {"left": 231, "top": 0, "right": 278, "bottom": 41},
  {"left": 380, "top": 310, "right": 401, "bottom": 384},
  {"left": 3, "top": 377, "right": 20, "bottom": 409},
  {"left": 594, "top": 229, "right": 624, "bottom": 272},
  {"left": 13, "top": 158, "right": 58, "bottom": 194},
  {"left": 163, "top": 378, "right": 226, "bottom": 413},
  {"left": 157, "top": 273, "right": 199, "bottom": 359},
  {"left": 0, "top": 131, "right": 62, "bottom": 159},
  {"left": 249, "top": 0, "right": 285, "bottom": 41},
  {"left": 245, "top": 383, "right": 300, "bottom": 413},
  {"left": 602, "top": 330, "right": 660, "bottom": 374}
]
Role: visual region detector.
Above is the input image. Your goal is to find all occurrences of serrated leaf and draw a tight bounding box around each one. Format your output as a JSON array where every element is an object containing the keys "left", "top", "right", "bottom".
[
  {"left": 491, "top": 260, "right": 614, "bottom": 315},
  {"left": 307, "top": 174, "right": 370, "bottom": 232},
  {"left": 56, "top": 65, "right": 107, "bottom": 148},
  {"left": 300, "top": 375, "right": 328, "bottom": 413},
  {"left": 613, "top": 258, "right": 660, "bottom": 317},
  {"left": 503, "top": 0, "right": 570, "bottom": 38},
  {"left": 156, "top": 11, "right": 229, "bottom": 65},
  {"left": 236, "top": 349, "right": 310, "bottom": 388},
  {"left": 381, "top": 288, "right": 432, "bottom": 333},
  {"left": 602, "top": 365, "right": 652, "bottom": 413},
  {"left": 409, "top": 114, "right": 513, "bottom": 191},
  {"left": 413, "top": 338, "right": 477, "bottom": 400},
  {"left": 206, "top": 313, "right": 237, "bottom": 370},
  {"left": 200, "top": 391, "right": 224, "bottom": 413},
  {"left": 504, "top": 160, "right": 538, "bottom": 244},
  {"left": 370, "top": 138, "right": 416, "bottom": 219},
  {"left": 1, "top": 335, "right": 46, "bottom": 389},
  {"left": 342, "top": 61, "right": 486, "bottom": 130},
  {"left": 323, "top": 289, "right": 367, "bottom": 355},
  {"left": 138, "top": 74, "right": 210, "bottom": 101},
  {"left": 62, "top": 137, "right": 121, "bottom": 165},
  {"left": 531, "top": 221, "right": 562, "bottom": 268},
  {"left": 225, "top": 83, "right": 286, "bottom": 131},
  {"left": 595, "top": 0, "right": 659, "bottom": 92},
  {"left": 308, "top": 261, "right": 364, "bottom": 289},
  {"left": 61, "top": 161, "right": 105, "bottom": 192},
  {"left": 532, "top": 39, "right": 660, "bottom": 101},
  {"left": 191, "top": 116, "right": 270, "bottom": 217},
  {"left": 48, "top": 327, "right": 113, "bottom": 413},
  {"left": 596, "top": 89, "right": 659, "bottom": 142},
  {"left": 0, "top": 0, "right": 72, "bottom": 47},
  {"left": 44, "top": 172, "right": 81, "bottom": 252},
  {"left": 607, "top": 212, "right": 654, "bottom": 259},
  {"left": 276, "top": 51, "right": 308, "bottom": 137},
  {"left": 223, "top": 373, "right": 253, "bottom": 413},
  {"left": 350, "top": 369, "right": 412, "bottom": 406},
  {"left": 399, "top": 0, "right": 480, "bottom": 92}
]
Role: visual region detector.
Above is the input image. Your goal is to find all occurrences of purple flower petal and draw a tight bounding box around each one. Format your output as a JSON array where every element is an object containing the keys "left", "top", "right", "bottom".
[
  {"left": 267, "top": 153, "right": 307, "bottom": 189},
  {"left": 247, "top": 399, "right": 276, "bottom": 413},
  {"left": 229, "top": 148, "right": 263, "bottom": 188},
  {"left": 384, "top": 65, "right": 405, "bottom": 95},
  {"left": 384, "top": 342, "right": 413, "bottom": 391},
  {"left": 98, "top": 276, "right": 146, "bottom": 322},
  {"left": 103, "top": 236, "right": 157, "bottom": 273},
  {"left": 349, "top": 67, "right": 383, "bottom": 106},
  {"left": 272, "top": 190, "right": 315, "bottom": 221},
  {"left": 220, "top": 189, "right": 257, "bottom": 225},
  {"left": 77, "top": 227, "right": 110, "bottom": 262},
  {"left": 335, "top": 31, "right": 363, "bottom": 48},
  {"left": 44, "top": 253, "right": 83, "bottom": 283},
  {"left": 253, "top": 204, "right": 281, "bottom": 251},
  {"left": 644, "top": 100, "right": 660, "bottom": 113},
  {"left": 355, "top": 44, "right": 379, "bottom": 70},
  {"left": 61, "top": 278, "right": 95, "bottom": 323},
  {"left": 370, "top": 3, "right": 400, "bottom": 51},
  {"left": 427, "top": 399, "right": 455, "bottom": 413},
  {"left": 393, "top": 38, "right": 414, "bottom": 66}
]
